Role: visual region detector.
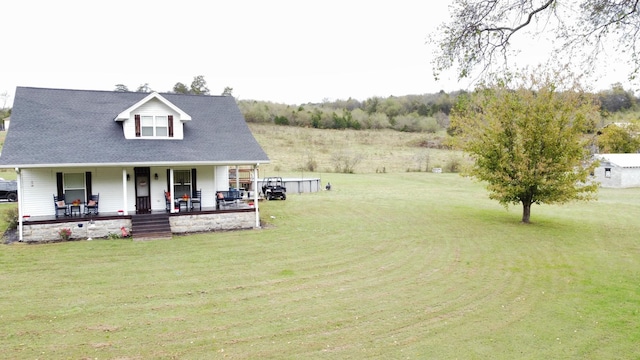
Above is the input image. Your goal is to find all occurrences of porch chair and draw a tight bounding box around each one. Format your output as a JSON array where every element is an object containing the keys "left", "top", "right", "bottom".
[
  {"left": 53, "top": 194, "right": 68, "bottom": 218},
  {"left": 84, "top": 193, "right": 99, "bottom": 215},
  {"left": 191, "top": 189, "right": 202, "bottom": 211},
  {"left": 165, "top": 191, "right": 172, "bottom": 212}
]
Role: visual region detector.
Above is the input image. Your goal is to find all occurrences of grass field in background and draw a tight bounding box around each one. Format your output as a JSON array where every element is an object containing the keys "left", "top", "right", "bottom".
[
  {"left": 1, "top": 172, "right": 639, "bottom": 359},
  {"left": 248, "top": 123, "right": 461, "bottom": 175}
]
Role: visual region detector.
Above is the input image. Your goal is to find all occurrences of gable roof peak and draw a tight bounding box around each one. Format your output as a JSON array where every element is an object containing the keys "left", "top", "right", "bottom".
[{"left": 114, "top": 91, "right": 192, "bottom": 121}]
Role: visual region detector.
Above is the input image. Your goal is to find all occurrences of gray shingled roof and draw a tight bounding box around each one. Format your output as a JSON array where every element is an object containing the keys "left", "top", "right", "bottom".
[{"left": 0, "top": 87, "right": 270, "bottom": 167}]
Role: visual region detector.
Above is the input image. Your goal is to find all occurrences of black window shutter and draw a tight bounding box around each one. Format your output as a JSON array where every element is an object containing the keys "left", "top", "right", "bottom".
[
  {"left": 191, "top": 168, "right": 197, "bottom": 197},
  {"left": 166, "top": 169, "right": 170, "bottom": 193},
  {"left": 85, "top": 172, "right": 92, "bottom": 201},
  {"left": 168, "top": 115, "right": 174, "bottom": 137},
  {"left": 56, "top": 172, "right": 64, "bottom": 199},
  {"left": 135, "top": 114, "right": 141, "bottom": 137}
]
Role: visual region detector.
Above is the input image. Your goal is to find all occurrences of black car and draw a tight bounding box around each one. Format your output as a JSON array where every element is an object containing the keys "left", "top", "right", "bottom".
[{"left": 0, "top": 179, "right": 18, "bottom": 202}]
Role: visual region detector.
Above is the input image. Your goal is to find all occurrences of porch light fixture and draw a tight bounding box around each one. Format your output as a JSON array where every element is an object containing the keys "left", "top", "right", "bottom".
[
  {"left": 127, "top": 174, "right": 130, "bottom": 181},
  {"left": 154, "top": 173, "right": 158, "bottom": 180}
]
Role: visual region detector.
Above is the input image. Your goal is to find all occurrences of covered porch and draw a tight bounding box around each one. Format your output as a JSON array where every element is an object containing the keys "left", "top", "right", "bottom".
[
  {"left": 18, "top": 204, "right": 259, "bottom": 243},
  {"left": 15, "top": 164, "right": 262, "bottom": 242}
]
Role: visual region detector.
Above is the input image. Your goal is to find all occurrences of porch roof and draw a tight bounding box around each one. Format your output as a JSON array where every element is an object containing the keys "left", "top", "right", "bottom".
[{"left": 0, "top": 87, "right": 270, "bottom": 168}]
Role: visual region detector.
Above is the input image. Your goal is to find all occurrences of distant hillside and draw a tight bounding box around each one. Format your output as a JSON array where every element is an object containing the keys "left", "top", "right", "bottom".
[
  {"left": 248, "top": 123, "right": 463, "bottom": 175},
  {"left": 239, "top": 92, "right": 459, "bottom": 134},
  {"left": 239, "top": 84, "right": 640, "bottom": 135}
]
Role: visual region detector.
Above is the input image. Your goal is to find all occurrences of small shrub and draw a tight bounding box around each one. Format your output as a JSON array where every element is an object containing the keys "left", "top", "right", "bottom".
[
  {"left": 331, "top": 150, "right": 363, "bottom": 174},
  {"left": 445, "top": 156, "right": 462, "bottom": 173},
  {"left": 3, "top": 207, "right": 19, "bottom": 230},
  {"left": 304, "top": 158, "right": 318, "bottom": 172},
  {"left": 59, "top": 228, "right": 72, "bottom": 240},
  {"left": 274, "top": 115, "right": 290, "bottom": 126}
]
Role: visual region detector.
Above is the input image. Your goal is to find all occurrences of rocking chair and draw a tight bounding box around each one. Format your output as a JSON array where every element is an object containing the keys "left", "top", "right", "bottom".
[
  {"left": 191, "top": 189, "right": 202, "bottom": 211},
  {"left": 53, "top": 194, "right": 68, "bottom": 217},
  {"left": 84, "top": 194, "right": 99, "bottom": 215}
]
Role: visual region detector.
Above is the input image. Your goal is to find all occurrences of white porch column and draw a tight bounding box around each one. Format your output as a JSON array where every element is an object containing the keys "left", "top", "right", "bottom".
[
  {"left": 169, "top": 168, "right": 176, "bottom": 213},
  {"left": 16, "top": 168, "right": 23, "bottom": 241},
  {"left": 235, "top": 165, "right": 240, "bottom": 190},
  {"left": 253, "top": 164, "right": 260, "bottom": 228},
  {"left": 122, "top": 169, "right": 128, "bottom": 215}
]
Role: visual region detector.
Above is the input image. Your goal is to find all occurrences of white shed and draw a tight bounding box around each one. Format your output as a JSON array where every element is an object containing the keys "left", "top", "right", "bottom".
[{"left": 593, "top": 153, "right": 640, "bottom": 188}]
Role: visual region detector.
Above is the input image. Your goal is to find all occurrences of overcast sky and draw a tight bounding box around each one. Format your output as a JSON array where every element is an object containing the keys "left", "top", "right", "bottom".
[{"left": 1, "top": 1, "right": 636, "bottom": 108}]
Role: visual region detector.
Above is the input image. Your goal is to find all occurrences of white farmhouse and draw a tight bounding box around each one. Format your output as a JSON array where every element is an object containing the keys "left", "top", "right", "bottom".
[{"left": 0, "top": 87, "right": 270, "bottom": 242}]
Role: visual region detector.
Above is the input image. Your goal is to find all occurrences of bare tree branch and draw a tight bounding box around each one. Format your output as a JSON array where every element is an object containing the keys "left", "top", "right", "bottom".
[{"left": 430, "top": 0, "right": 640, "bottom": 83}]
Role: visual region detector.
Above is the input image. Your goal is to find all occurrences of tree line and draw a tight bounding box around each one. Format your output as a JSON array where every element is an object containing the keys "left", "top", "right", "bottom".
[
  {"left": 110, "top": 74, "right": 639, "bottom": 139},
  {"left": 238, "top": 91, "right": 458, "bottom": 133},
  {"left": 238, "top": 83, "right": 639, "bottom": 134},
  {"left": 114, "top": 75, "right": 233, "bottom": 97}
]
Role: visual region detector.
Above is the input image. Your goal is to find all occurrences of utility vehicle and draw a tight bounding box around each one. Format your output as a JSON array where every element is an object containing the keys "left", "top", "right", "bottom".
[{"left": 261, "top": 177, "right": 286, "bottom": 200}]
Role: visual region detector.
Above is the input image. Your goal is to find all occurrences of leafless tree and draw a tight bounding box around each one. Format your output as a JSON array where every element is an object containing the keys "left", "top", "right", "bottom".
[{"left": 429, "top": 0, "right": 640, "bottom": 82}]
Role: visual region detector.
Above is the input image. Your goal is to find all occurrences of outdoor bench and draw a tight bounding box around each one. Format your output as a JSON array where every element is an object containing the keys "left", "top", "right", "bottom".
[{"left": 216, "top": 190, "right": 242, "bottom": 208}]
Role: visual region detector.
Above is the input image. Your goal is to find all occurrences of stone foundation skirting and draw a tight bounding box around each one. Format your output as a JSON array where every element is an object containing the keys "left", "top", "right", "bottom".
[
  {"left": 170, "top": 211, "right": 256, "bottom": 233},
  {"left": 22, "top": 218, "right": 132, "bottom": 243},
  {"left": 19, "top": 210, "right": 258, "bottom": 243}
]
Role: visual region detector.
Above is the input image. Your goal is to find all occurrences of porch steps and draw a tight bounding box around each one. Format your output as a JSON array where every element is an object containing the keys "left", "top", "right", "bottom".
[{"left": 131, "top": 213, "right": 172, "bottom": 241}]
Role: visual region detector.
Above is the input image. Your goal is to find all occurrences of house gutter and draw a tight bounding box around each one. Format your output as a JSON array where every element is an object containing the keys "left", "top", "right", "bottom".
[{"left": 0, "top": 160, "right": 270, "bottom": 169}]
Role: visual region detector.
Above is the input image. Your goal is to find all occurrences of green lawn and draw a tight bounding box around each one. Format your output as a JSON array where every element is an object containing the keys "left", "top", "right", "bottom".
[{"left": 1, "top": 173, "right": 639, "bottom": 359}]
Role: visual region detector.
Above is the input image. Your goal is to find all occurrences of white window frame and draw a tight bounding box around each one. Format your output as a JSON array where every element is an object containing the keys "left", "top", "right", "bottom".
[
  {"left": 173, "top": 170, "right": 192, "bottom": 199},
  {"left": 64, "top": 173, "right": 86, "bottom": 203},
  {"left": 140, "top": 115, "right": 169, "bottom": 138}
]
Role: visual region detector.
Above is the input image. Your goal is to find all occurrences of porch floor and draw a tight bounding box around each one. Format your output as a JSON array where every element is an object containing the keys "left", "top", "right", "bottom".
[{"left": 22, "top": 204, "right": 255, "bottom": 224}]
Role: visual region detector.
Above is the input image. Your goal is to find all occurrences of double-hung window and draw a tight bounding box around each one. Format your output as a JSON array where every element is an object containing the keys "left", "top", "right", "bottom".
[
  {"left": 156, "top": 116, "right": 168, "bottom": 136},
  {"left": 173, "top": 170, "right": 191, "bottom": 199},
  {"left": 64, "top": 173, "right": 86, "bottom": 203},
  {"left": 140, "top": 115, "right": 169, "bottom": 137}
]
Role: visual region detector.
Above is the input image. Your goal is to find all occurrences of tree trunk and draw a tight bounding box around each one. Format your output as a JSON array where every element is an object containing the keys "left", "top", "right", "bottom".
[{"left": 521, "top": 202, "right": 532, "bottom": 223}]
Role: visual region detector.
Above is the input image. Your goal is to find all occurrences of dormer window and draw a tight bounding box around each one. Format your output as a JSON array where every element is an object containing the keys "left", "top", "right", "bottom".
[
  {"left": 134, "top": 114, "right": 175, "bottom": 138},
  {"left": 117, "top": 92, "right": 189, "bottom": 140},
  {"left": 141, "top": 115, "right": 168, "bottom": 137}
]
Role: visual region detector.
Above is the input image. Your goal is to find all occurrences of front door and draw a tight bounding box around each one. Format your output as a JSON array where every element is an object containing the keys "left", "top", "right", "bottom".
[{"left": 134, "top": 167, "right": 151, "bottom": 214}]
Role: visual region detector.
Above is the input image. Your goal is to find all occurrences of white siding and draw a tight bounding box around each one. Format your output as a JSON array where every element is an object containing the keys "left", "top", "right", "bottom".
[
  {"left": 19, "top": 169, "right": 56, "bottom": 217},
  {"left": 621, "top": 168, "right": 640, "bottom": 188},
  {"left": 594, "top": 164, "right": 640, "bottom": 188},
  {"left": 216, "top": 166, "right": 230, "bottom": 191},
  {"left": 151, "top": 166, "right": 221, "bottom": 210},
  {"left": 19, "top": 168, "right": 131, "bottom": 216},
  {"left": 94, "top": 167, "right": 131, "bottom": 212},
  {"left": 19, "top": 165, "right": 234, "bottom": 217}
]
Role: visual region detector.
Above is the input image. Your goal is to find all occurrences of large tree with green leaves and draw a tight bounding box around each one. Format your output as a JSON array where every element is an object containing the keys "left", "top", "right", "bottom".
[
  {"left": 430, "top": 0, "right": 640, "bottom": 81},
  {"left": 450, "top": 71, "right": 600, "bottom": 223},
  {"left": 597, "top": 123, "right": 640, "bottom": 153}
]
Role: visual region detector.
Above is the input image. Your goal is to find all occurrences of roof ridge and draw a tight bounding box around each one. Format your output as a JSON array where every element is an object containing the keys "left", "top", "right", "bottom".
[{"left": 17, "top": 86, "right": 229, "bottom": 98}]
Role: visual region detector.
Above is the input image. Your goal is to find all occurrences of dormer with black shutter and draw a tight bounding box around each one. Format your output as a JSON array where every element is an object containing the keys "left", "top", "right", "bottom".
[{"left": 114, "top": 92, "right": 191, "bottom": 139}]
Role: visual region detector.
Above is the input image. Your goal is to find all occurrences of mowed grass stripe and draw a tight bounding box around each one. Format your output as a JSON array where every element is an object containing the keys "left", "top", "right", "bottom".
[{"left": 1, "top": 173, "right": 639, "bottom": 359}]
